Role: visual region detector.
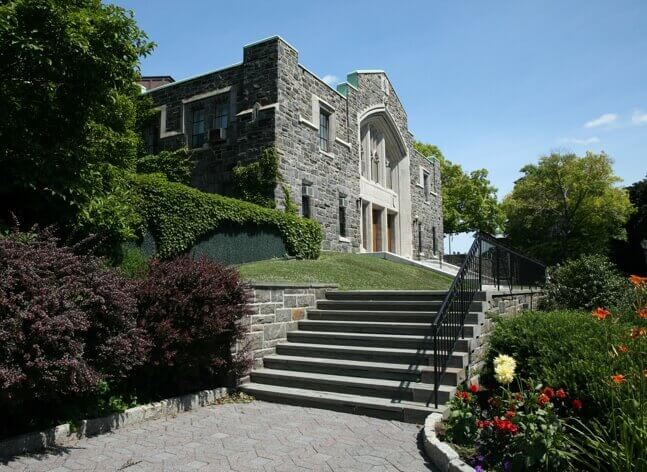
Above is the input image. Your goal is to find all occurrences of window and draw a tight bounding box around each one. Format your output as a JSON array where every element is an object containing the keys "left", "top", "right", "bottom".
[
  {"left": 338, "top": 195, "right": 348, "bottom": 237},
  {"left": 144, "top": 114, "right": 160, "bottom": 154},
  {"left": 385, "top": 159, "right": 393, "bottom": 189},
  {"left": 432, "top": 226, "right": 438, "bottom": 255},
  {"left": 213, "top": 100, "right": 229, "bottom": 129},
  {"left": 191, "top": 108, "right": 205, "bottom": 148},
  {"left": 319, "top": 109, "right": 330, "bottom": 151},
  {"left": 418, "top": 222, "right": 423, "bottom": 255},
  {"left": 423, "top": 170, "right": 430, "bottom": 202}
]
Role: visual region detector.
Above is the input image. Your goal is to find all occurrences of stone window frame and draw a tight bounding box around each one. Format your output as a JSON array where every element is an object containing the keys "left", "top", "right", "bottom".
[
  {"left": 301, "top": 182, "right": 315, "bottom": 219},
  {"left": 311, "top": 95, "right": 337, "bottom": 158},
  {"left": 181, "top": 86, "right": 234, "bottom": 148},
  {"left": 338, "top": 194, "right": 349, "bottom": 240}
]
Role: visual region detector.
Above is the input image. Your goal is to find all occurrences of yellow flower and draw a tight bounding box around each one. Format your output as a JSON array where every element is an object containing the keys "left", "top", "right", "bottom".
[{"left": 494, "top": 354, "right": 517, "bottom": 384}]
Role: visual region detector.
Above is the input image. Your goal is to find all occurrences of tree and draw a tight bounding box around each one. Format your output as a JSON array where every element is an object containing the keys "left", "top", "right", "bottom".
[
  {"left": 413, "top": 141, "right": 504, "bottom": 237},
  {"left": 0, "top": 0, "right": 154, "bottom": 252},
  {"left": 611, "top": 176, "right": 647, "bottom": 274},
  {"left": 502, "top": 152, "right": 634, "bottom": 265}
]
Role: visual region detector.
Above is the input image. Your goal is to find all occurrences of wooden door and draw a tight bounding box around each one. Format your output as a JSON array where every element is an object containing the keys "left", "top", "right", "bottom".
[{"left": 372, "top": 209, "right": 381, "bottom": 251}]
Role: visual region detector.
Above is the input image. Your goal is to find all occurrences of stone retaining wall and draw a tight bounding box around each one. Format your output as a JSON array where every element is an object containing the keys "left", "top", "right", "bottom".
[
  {"left": 468, "top": 289, "right": 545, "bottom": 381},
  {"left": 236, "top": 282, "right": 337, "bottom": 373}
]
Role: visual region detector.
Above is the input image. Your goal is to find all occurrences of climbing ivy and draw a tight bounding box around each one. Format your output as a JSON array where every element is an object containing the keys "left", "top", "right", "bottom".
[
  {"left": 131, "top": 173, "right": 322, "bottom": 260},
  {"left": 136, "top": 149, "right": 194, "bottom": 185},
  {"left": 232, "top": 147, "right": 280, "bottom": 208}
]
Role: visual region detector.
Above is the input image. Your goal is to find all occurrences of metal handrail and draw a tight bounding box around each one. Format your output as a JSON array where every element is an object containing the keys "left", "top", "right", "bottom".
[{"left": 431, "top": 232, "right": 546, "bottom": 408}]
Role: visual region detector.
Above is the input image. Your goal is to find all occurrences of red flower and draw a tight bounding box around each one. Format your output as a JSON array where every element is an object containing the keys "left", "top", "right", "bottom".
[
  {"left": 572, "top": 399, "right": 583, "bottom": 410},
  {"left": 537, "top": 393, "right": 550, "bottom": 406},
  {"left": 542, "top": 387, "right": 555, "bottom": 399},
  {"left": 493, "top": 417, "right": 518, "bottom": 435},
  {"left": 469, "top": 384, "right": 479, "bottom": 394},
  {"left": 555, "top": 389, "right": 567, "bottom": 400},
  {"left": 455, "top": 391, "right": 471, "bottom": 402},
  {"left": 611, "top": 374, "right": 626, "bottom": 385},
  {"left": 639, "top": 309, "right": 647, "bottom": 320},
  {"left": 617, "top": 344, "right": 629, "bottom": 354},
  {"left": 476, "top": 419, "right": 493, "bottom": 429},
  {"left": 505, "top": 410, "right": 516, "bottom": 419},
  {"left": 592, "top": 307, "right": 611, "bottom": 320},
  {"left": 631, "top": 327, "right": 647, "bottom": 339}
]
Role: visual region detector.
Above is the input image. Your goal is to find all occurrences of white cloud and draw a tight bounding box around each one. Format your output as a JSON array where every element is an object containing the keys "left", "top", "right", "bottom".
[
  {"left": 321, "top": 74, "right": 339, "bottom": 86},
  {"left": 560, "top": 137, "right": 600, "bottom": 145},
  {"left": 584, "top": 113, "right": 618, "bottom": 128},
  {"left": 632, "top": 110, "right": 647, "bottom": 125}
]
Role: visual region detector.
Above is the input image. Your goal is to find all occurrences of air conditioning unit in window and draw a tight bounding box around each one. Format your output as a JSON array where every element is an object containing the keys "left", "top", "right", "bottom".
[
  {"left": 302, "top": 186, "right": 315, "bottom": 198},
  {"left": 339, "top": 196, "right": 349, "bottom": 208},
  {"left": 208, "top": 128, "right": 227, "bottom": 144}
]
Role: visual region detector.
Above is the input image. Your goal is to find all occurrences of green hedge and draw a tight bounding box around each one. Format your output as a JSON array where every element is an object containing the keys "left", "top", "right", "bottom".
[{"left": 131, "top": 173, "right": 322, "bottom": 260}]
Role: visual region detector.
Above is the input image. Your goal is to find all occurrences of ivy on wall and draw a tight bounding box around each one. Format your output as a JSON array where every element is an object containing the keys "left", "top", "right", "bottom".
[
  {"left": 232, "top": 147, "right": 280, "bottom": 209},
  {"left": 136, "top": 149, "right": 193, "bottom": 185},
  {"left": 131, "top": 173, "right": 322, "bottom": 260}
]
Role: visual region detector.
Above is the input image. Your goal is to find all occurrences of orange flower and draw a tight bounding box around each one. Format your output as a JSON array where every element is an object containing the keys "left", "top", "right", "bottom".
[
  {"left": 592, "top": 307, "right": 611, "bottom": 320},
  {"left": 537, "top": 393, "right": 550, "bottom": 406},
  {"left": 644, "top": 369, "right": 647, "bottom": 379},
  {"left": 617, "top": 344, "right": 629, "bottom": 354},
  {"left": 629, "top": 275, "right": 647, "bottom": 287},
  {"left": 611, "top": 374, "right": 626, "bottom": 384},
  {"left": 639, "top": 309, "right": 647, "bottom": 320},
  {"left": 631, "top": 327, "right": 647, "bottom": 339}
]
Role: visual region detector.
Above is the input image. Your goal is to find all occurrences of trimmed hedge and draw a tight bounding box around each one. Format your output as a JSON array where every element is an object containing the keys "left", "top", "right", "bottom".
[{"left": 131, "top": 173, "right": 322, "bottom": 260}]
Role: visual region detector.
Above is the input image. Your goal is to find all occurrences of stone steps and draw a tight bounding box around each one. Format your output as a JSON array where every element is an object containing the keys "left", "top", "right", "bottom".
[
  {"left": 241, "top": 290, "right": 484, "bottom": 423},
  {"left": 240, "top": 383, "right": 445, "bottom": 424},
  {"left": 262, "top": 354, "right": 466, "bottom": 384}
]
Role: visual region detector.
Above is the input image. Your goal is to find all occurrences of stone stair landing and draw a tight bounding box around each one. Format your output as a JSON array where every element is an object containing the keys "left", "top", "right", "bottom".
[{"left": 241, "top": 290, "right": 484, "bottom": 423}]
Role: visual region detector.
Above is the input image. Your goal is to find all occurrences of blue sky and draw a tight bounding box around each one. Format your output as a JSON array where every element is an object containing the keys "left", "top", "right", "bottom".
[{"left": 112, "top": 0, "right": 646, "bottom": 249}]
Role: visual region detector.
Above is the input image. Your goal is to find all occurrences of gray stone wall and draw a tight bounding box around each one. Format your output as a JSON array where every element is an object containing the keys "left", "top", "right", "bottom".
[
  {"left": 144, "top": 36, "right": 444, "bottom": 258},
  {"left": 235, "top": 283, "right": 336, "bottom": 373},
  {"left": 410, "top": 149, "right": 443, "bottom": 260},
  {"left": 144, "top": 39, "right": 281, "bottom": 194},
  {"left": 468, "top": 290, "right": 546, "bottom": 380}
]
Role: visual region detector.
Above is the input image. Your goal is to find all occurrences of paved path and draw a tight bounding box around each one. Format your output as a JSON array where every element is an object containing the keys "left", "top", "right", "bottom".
[{"left": 1, "top": 401, "right": 435, "bottom": 472}]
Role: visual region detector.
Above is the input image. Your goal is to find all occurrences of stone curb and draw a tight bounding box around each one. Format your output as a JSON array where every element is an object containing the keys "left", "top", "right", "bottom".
[
  {"left": 249, "top": 281, "right": 339, "bottom": 289},
  {"left": 0, "top": 387, "right": 230, "bottom": 459},
  {"left": 423, "top": 413, "right": 475, "bottom": 472}
]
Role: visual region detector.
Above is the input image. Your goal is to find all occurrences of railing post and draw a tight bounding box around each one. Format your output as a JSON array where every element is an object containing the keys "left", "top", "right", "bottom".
[
  {"left": 478, "top": 237, "right": 482, "bottom": 290},
  {"left": 495, "top": 245, "right": 500, "bottom": 291}
]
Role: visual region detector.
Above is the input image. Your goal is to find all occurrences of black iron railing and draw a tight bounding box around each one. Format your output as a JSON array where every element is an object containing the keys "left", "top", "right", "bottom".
[{"left": 431, "top": 232, "right": 546, "bottom": 408}]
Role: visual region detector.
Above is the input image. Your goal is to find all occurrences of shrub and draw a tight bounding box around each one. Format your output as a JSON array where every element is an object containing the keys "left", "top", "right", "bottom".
[
  {"left": 136, "top": 149, "right": 194, "bottom": 184},
  {"left": 544, "top": 254, "right": 633, "bottom": 310},
  {"left": 445, "top": 381, "right": 575, "bottom": 471},
  {"left": 118, "top": 244, "right": 150, "bottom": 279},
  {"left": 136, "top": 257, "right": 251, "bottom": 397},
  {"left": 0, "top": 229, "right": 149, "bottom": 436},
  {"left": 132, "top": 172, "right": 322, "bottom": 259}
]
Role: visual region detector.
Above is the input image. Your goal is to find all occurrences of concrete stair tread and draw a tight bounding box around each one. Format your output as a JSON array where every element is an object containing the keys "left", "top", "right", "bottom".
[
  {"left": 278, "top": 341, "right": 469, "bottom": 356},
  {"left": 263, "top": 354, "right": 464, "bottom": 375},
  {"left": 252, "top": 368, "right": 453, "bottom": 393},
  {"left": 299, "top": 320, "right": 479, "bottom": 330},
  {"left": 240, "top": 382, "right": 447, "bottom": 420}
]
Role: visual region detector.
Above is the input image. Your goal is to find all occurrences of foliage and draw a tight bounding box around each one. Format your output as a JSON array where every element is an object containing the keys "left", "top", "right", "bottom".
[
  {"left": 0, "top": 0, "right": 154, "bottom": 253},
  {"left": 132, "top": 173, "right": 322, "bottom": 260},
  {"left": 487, "top": 278, "right": 647, "bottom": 470},
  {"left": 445, "top": 381, "right": 575, "bottom": 471},
  {"left": 0, "top": 228, "right": 149, "bottom": 437},
  {"left": 232, "top": 147, "right": 280, "bottom": 209},
  {"left": 281, "top": 183, "right": 299, "bottom": 216},
  {"left": 119, "top": 244, "right": 150, "bottom": 279},
  {"left": 238, "top": 252, "right": 453, "bottom": 290},
  {"left": 544, "top": 254, "right": 633, "bottom": 311},
  {"left": 413, "top": 141, "right": 504, "bottom": 235},
  {"left": 135, "top": 257, "right": 251, "bottom": 397},
  {"left": 502, "top": 152, "right": 635, "bottom": 265},
  {"left": 136, "top": 149, "right": 194, "bottom": 184},
  {"left": 612, "top": 175, "right": 647, "bottom": 275}
]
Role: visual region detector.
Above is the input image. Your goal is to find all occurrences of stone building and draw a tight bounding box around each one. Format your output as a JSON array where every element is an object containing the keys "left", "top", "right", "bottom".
[{"left": 141, "top": 36, "right": 442, "bottom": 261}]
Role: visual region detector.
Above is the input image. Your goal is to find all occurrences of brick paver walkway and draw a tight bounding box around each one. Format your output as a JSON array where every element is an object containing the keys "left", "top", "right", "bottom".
[{"left": 1, "top": 401, "right": 435, "bottom": 472}]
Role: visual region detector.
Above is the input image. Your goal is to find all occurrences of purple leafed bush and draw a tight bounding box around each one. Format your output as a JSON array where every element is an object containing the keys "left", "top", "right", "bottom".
[
  {"left": 136, "top": 257, "right": 251, "bottom": 395},
  {"left": 0, "top": 229, "right": 150, "bottom": 409}
]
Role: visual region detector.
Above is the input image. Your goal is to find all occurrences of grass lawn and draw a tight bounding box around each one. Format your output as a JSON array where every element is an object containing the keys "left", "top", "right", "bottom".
[{"left": 238, "top": 252, "right": 453, "bottom": 290}]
